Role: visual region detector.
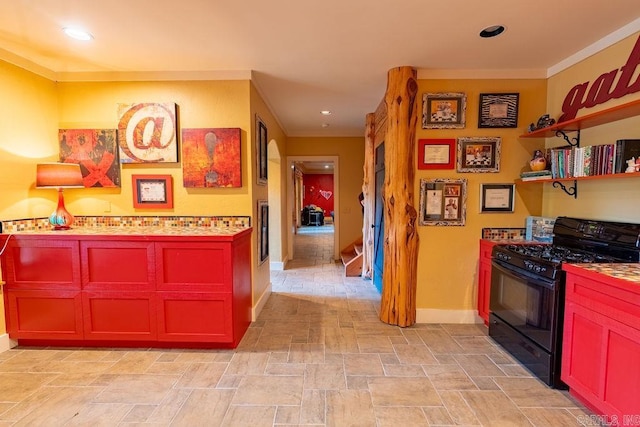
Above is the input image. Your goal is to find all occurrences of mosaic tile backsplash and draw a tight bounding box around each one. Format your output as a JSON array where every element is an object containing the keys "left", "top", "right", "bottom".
[
  {"left": 0, "top": 216, "right": 250, "bottom": 233},
  {"left": 481, "top": 227, "right": 527, "bottom": 241}
]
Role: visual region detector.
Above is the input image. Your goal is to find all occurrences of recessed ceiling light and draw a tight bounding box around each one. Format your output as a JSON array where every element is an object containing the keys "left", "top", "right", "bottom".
[
  {"left": 321, "top": 123, "right": 330, "bottom": 128},
  {"left": 63, "top": 27, "right": 94, "bottom": 41},
  {"left": 320, "top": 110, "right": 332, "bottom": 116},
  {"left": 324, "top": 165, "right": 329, "bottom": 169},
  {"left": 479, "top": 25, "right": 505, "bottom": 38}
]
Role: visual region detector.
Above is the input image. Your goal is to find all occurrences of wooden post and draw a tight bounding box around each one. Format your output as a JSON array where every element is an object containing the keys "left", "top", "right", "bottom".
[
  {"left": 362, "top": 113, "right": 376, "bottom": 279},
  {"left": 379, "top": 66, "right": 419, "bottom": 327}
]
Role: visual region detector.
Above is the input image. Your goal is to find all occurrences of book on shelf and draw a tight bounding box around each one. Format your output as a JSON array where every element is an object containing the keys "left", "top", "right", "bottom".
[
  {"left": 549, "top": 143, "right": 620, "bottom": 179},
  {"left": 520, "top": 170, "right": 552, "bottom": 181},
  {"left": 614, "top": 139, "right": 640, "bottom": 173}
]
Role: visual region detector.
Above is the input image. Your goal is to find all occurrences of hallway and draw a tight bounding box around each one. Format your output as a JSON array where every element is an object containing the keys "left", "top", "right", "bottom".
[{"left": 0, "top": 229, "right": 593, "bottom": 426}]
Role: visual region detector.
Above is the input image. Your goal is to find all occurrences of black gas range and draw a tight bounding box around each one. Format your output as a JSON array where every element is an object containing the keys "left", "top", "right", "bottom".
[{"left": 489, "top": 216, "right": 640, "bottom": 388}]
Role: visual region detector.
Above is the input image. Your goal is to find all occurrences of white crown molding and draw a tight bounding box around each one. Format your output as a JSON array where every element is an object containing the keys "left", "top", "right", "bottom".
[{"left": 547, "top": 18, "right": 640, "bottom": 77}]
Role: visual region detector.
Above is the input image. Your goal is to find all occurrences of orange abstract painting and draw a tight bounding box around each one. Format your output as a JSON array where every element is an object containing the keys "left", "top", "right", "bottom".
[{"left": 182, "top": 128, "right": 242, "bottom": 188}]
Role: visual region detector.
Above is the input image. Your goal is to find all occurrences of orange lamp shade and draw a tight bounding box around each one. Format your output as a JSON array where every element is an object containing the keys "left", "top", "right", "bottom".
[{"left": 36, "top": 163, "right": 84, "bottom": 230}]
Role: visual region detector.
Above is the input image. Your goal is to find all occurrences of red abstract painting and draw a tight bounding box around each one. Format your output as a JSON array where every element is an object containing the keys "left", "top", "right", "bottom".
[
  {"left": 59, "top": 129, "right": 120, "bottom": 187},
  {"left": 182, "top": 128, "right": 242, "bottom": 188}
]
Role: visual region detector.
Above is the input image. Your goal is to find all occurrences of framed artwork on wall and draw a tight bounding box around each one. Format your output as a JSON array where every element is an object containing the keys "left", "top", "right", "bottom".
[
  {"left": 417, "top": 138, "right": 455, "bottom": 170},
  {"left": 480, "top": 183, "right": 515, "bottom": 213},
  {"left": 418, "top": 178, "right": 467, "bottom": 226},
  {"left": 59, "top": 128, "right": 121, "bottom": 187},
  {"left": 478, "top": 93, "right": 519, "bottom": 128},
  {"left": 257, "top": 200, "right": 269, "bottom": 263},
  {"left": 117, "top": 103, "right": 178, "bottom": 163},
  {"left": 256, "top": 115, "right": 268, "bottom": 185},
  {"left": 182, "top": 128, "right": 242, "bottom": 188},
  {"left": 456, "top": 136, "right": 501, "bottom": 173},
  {"left": 132, "top": 174, "right": 173, "bottom": 209},
  {"left": 422, "top": 92, "right": 466, "bottom": 129}
]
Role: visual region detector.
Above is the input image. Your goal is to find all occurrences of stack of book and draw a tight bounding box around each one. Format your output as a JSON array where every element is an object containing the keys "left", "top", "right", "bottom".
[
  {"left": 520, "top": 170, "right": 552, "bottom": 181},
  {"left": 547, "top": 139, "right": 640, "bottom": 179}
]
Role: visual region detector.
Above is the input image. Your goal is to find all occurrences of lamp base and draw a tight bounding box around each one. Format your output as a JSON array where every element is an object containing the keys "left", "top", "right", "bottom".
[{"left": 48, "top": 188, "right": 75, "bottom": 230}]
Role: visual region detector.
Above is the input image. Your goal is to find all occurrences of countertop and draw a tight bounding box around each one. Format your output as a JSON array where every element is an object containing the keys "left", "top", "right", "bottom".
[
  {"left": 565, "top": 263, "right": 640, "bottom": 284},
  {"left": 1, "top": 225, "right": 252, "bottom": 239}
]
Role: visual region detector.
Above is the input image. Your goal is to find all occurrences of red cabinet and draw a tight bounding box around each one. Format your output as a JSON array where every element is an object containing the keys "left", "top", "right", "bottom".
[
  {"left": 562, "top": 264, "right": 640, "bottom": 418},
  {"left": 1, "top": 229, "right": 252, "bottom": 348},
  {"left": 477, "top": 240, "right": 497, "bottom": 325}
]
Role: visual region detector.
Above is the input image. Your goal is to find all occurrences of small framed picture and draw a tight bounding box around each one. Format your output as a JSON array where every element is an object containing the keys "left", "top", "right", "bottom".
[
  {"left": 132, "top": 175, "right": 173, "bottom": 209},
  {"left": 256, "top": 115, "right": 268, "bottom": 185},
  {"left": 456, "top": 136, "right": 501, "bottom": 173},
  {"left": 478, "top": 93, "right": 519, "bottom": 128},
  {"left": 422, "top": 92, "right": 466, "bottom": 129},
  {"left": 257, "top": 200, "right": 269, "bottom": 263},
  {"left": 480, "top": 183, "right": 515, "bottom": 213},
  {"left": 418, "top": 178, "right": 467, "bottom": 226},
  {"left": 417, "top": 139, "right": 455, "bottom": 170}
]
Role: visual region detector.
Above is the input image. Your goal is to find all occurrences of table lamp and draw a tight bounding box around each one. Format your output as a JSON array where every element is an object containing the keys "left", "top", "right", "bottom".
[{"left": 36, "top": 163, "right": 84, "bottom": 230}]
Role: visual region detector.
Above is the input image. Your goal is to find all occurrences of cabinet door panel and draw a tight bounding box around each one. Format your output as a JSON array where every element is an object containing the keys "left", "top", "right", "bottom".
[
  {"left": 82, "top": 291, "right": 156, "bottom": 340},
  {"left": 562, "top": 302, "right": 603, "bottom": 396},
  {"left": 4, "top": 239, "right": 80, "bottom": 290},
  {"left": 156, "top": 242, "right": 231, "bottom": 292},
  {"left": 603, "top": 325, "right": 640, "bottom": 415},
  {"left": 81, "top": 241, "right": 154, "bottom": 291},
  {"left": 7, "top": 290, "right": 83, "bottom": 339},
  {"left": 157, "top": 292, "right": 232, "bottom": 342}
]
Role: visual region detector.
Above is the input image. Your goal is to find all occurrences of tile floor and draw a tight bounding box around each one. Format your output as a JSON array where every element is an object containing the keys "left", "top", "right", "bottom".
[{"left": 0, "top": 229, "right": 595, "bottom": 426}]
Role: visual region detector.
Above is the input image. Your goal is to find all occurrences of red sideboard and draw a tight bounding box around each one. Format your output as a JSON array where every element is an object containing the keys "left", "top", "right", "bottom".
[
  {"left": 561, "top": 263, "right": 640, "bottom": 420},
  {"left": 0, "top": 227, "right": 252, "bottom": 348}
]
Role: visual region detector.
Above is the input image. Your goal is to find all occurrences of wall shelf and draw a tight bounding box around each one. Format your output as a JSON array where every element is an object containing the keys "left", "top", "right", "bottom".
[
  {"left": 517, "top": 99, "right": 640, "bottom": 198},
  {"left": 520, "top": 98, "right": 640, "bottom": 139}
]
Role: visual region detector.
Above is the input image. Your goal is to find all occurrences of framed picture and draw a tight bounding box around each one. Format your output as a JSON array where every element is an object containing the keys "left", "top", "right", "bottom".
[
  {"left": 181, "top": 128, "right": 242, "bottom": 188},
  {"left": 132, "top": 175, "right": 173, "bottom": 209},
  {"left": 417, "top": 138, "right": 455, "bottom": 170},
  {"left": 117, "top": 103, "right": 178, "bottom": 163},
  {"left": 256, "top": 115, "right": 268, "bottom": 185},
  {"left": 480, "top": 183, "right": 515, "bottom": 213},
  {"left": 257, "top": 200, "right": 269, "bottom": 263},
  {"left": 418, "top": 178, "right": 467, "bottom": 226},
  {"left": 422, "top": 92, "right": 466, "bottom": 129},
  {"left": 457, "top": 136, "right": 501, "bottom": 173},
  {"left": 478, "top": 93, "right": 519, "bottom": 128}
]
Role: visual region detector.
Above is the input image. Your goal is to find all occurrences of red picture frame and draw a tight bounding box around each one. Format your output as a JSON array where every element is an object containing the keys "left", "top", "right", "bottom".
[
  {"left": 418, "top": 139, "right": 455, "bottom": 170},
  {"left": 132, "top": 174, "right": 173, "bottom": 209}
]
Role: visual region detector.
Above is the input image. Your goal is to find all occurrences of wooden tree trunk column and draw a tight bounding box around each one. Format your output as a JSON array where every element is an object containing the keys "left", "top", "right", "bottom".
[{"left": 379, "top": 66, "right": 419, "bottom": 327}]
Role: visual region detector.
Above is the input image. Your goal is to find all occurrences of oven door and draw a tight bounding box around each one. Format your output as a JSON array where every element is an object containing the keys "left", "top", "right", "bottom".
[{"left": 490, "top": 260, "right": 560, "bottom": 353}]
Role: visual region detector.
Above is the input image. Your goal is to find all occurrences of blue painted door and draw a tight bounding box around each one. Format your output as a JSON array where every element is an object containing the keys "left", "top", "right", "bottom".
[{"left": 373, "top": 143, "right": 384, "bottom": 294}]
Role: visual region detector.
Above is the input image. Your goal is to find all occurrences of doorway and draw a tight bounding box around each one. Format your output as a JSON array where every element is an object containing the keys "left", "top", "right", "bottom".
[{"left": 287, "top": 156, "right": 340, "bottom": 263}]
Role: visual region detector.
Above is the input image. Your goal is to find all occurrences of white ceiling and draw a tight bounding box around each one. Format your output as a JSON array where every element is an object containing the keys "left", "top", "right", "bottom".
[{"left": 1, "top": 1, "right": 639, "bottom": 137}]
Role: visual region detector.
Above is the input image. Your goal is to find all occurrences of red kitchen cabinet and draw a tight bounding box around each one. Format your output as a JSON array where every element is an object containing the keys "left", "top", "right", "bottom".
[
  {"left": 562, "top": 264, "right": 640, "bottom": 419},
  {"left": 477, "top": 240, "right": 497, "bottom": 325},
  {"left": 0, "top": 228, "right": 252, "bottom": 348}
]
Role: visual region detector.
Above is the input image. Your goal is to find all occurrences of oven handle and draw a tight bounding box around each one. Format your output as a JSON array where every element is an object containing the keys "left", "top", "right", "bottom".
[{"left": 492, "top": 259, "right": 557, "bottom": 290}]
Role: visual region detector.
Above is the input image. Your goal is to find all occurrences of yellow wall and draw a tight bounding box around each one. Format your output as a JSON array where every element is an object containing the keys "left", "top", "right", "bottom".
[
  {"left": 414, "top": 79, "right": 547, "bottom": 316},
  {"left": 287, "top": 137, "right": 365, "bottom": 252},
  {"left": 55, "top": 80, "right": 253, "bottom": 218},
  {"left": 249, "top": 82, "right": 288, "bottom": 303},
  {"left": 543, "top": 32, "right": 640, "bottom": 222},
  {"left": 0, "top": 60, "right": 59, "bottom": 336}
]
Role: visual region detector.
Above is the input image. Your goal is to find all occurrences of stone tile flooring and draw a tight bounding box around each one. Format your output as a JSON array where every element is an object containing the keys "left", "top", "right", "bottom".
[{"left": 0, "top": 230, "right": 594, "bottom": 426}]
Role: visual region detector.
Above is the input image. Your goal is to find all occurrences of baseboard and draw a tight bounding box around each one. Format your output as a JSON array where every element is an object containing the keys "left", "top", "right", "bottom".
[
  {"left": 252, "top": 282, "right": 272, "bottom": 321},
  {"left": 416, "top": 309, "right": 483, "bottom": 324},
  {"left": 0, "top": 333, "right": 16, "bottom": 353},
  {"left": 270, "top": 257, "right": 288, "bottom": 271}
]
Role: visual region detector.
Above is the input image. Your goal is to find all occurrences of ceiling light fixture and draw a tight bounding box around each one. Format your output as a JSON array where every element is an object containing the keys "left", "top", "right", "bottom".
[
  {"left": 321, "top": 123, "right": 330, "bottom": 128},
  {"left": 63, "top": 27, "right": 94, "bottom": 41},
  {"left": 479, "top": 25, "right": 505, "bottom": 38},
  {"left": 320, "top": 110, "right": 332, "bottom": 116}
]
